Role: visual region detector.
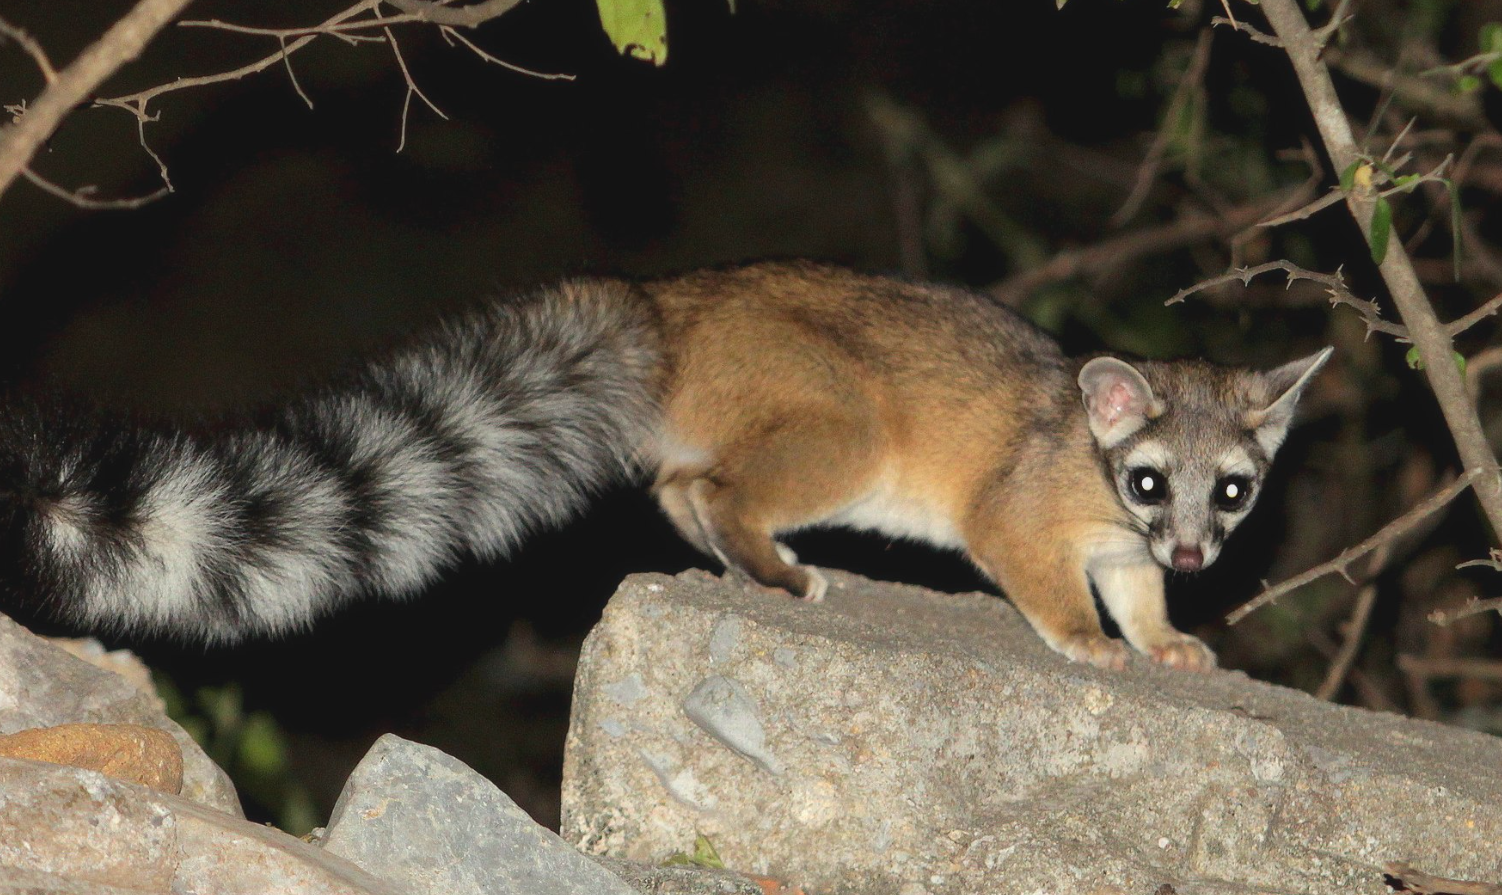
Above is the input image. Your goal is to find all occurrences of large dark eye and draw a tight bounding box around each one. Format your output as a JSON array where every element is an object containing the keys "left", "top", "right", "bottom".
[
  {"left": 1215, "top": 476, "right": 1253, "bottom": 511},
  {"left": 1128, "top": 467, "right": 1167, "bottom": 504}
]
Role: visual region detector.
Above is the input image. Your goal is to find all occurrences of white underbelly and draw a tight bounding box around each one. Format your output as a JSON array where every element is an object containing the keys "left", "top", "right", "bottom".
[{"left": 823, "top": 486, "right": 965, "bottom": 550}]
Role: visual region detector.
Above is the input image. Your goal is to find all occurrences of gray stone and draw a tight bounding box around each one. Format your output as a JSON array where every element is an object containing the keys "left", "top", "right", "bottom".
[
  {"left": 0, "top": 756, "right": 396, "bottom": 894},
  {"left": 591, "top": 856, "right": 762, "bottom": 895},
  {"left": 0, "top": 612, "right": 240, "bottom": 815},
  {"left": 562, "top": 569, "right": 1502, "bottom": 895},
  {"left": 322, "top": 733, "right": 640, "bottom": 895}
]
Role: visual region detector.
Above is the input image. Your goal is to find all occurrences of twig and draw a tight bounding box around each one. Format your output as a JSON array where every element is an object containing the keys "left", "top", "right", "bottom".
[
  {"left": 0, "top": 16, "right": 57, "bottom": 83},
  {"left": 989, "top": 187, "right": 1310, "bottom": 306},
  {"left": 1385, "top": 861, "right": 1502, "bottom": 895},
  {"left": 1309, "top": 0, "right": 1354, "bottom": 49},
  {"left": 1429, "top": 596, "right": 1502, "bottom": 627},
  {"left": 1307, "top": 628, "right": 1400, "bottom": 711},
  {"left": 1113, "top": 29, "right": 1213, "bottom": 226},
  {"left": 1211, "top": 16, "right": 1281, "bottom": 48},
  {"left": 383, "top": 0, "right": 526, "bottom": 29},
  {"left": 439, "top": 26, "right": 571, "bottom": 80},
  {"left": 1396, "top": 655, "right": 1502, "bottom": 682},
  {"left": 1254, "top": 0, "right": 1502, "bottom": 541},
  {"left": 1324, "top": 47, "right": 1488, "bottom": 131},
  {"left": 1314, "top": 582, "right": 1378, "bottom": 700},
  {"left": 1166, "top": 260, "right": 1410, "bottom": 340},
  {"left": 0, "top": 0, "right": 197, "bottom": 206},
  {"left": 1258, "top": 190, "right": 1343, "bottom": 228},
  {"left": 1446, "top": 291, "right": 1502, "bottom": 337},
  {"left": 19, "top": 167, "right": 168, "bottom": 210},
  {"left": 1226, "top": 471, "right": 1481, "bottom": 625},
  {"left": 384, "top": 24, "right": 447, "bottom": 152}
]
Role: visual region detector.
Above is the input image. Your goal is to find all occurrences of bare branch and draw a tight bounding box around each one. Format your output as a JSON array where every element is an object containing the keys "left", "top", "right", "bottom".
[
  {"left": 1226, "top": 471, "right": 1482, "bottom": 625},
  {"left": 1396, "top": 655, "right": 1502, "bottom": 683},
  {"left": 1429, "top": 596, "right": 1502, "bottom": 627},
  {"left": 1314, "top": 583, "right": 1378, "bottom": 701},
  {"left": 0, "top": 0, "right": 197, "bottom": 206},
  {"left": 440, "top": 25, "right": 572, "bottom": 81},
  {"left": 1258, "top": 189, "right": 1343, "bottom": 228},
  {"left": 1113, "top": 29, "right": 1213, "bottom": 226},
  {"left": 382, "top": 0, "right": 526, "bottom": 29},
  {"left": 20, "top": 167, "right": 168, "bottom": 210},
  {"left": 1384, "top": 861, "right": 1502, "bottom": 895},
  {"left": 1210, "top": 15, "right": 1281, "bottom": 48},
  {"left": 385, "top": 24, "right": 447, "bottom": 152},
  {"left": 1447, "top": 291, "right": 1502, "bottom": 337},
  {"left": 0, "top": 16, "right": 58, "bottom": 83},
  {"left": 989, "top": 187, "right": 1311, "bottom": 306}
]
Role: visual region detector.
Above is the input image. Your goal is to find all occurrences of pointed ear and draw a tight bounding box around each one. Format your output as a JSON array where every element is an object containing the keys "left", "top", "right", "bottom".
[
  {"left": 1078, "top": 357, "right": 1162, "bottom": 448},
  {"left": 1245, "top": 347, "right": 1333, "bottom": 455}
]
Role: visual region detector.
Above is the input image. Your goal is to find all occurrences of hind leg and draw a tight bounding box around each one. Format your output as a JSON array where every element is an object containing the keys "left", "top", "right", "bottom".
[{"left": 655, "top": 413, "right": 880, "bottom": 601}]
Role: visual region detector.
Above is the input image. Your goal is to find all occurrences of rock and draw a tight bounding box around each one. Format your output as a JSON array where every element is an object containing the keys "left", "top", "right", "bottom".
[
  {"left": 0, "top": 723, "right": 183, "bottom": 794},
  {"left": 562, "top": 570, "right": 1502, "bottom": 895},
  {"left": 0, "top": 756, "right": 398, "bottom": 894},
  {"left": 591, "top": 856, "right": 763, "bottom": 895},
  {"left": 44, "top": 636, "right": 163, "bottom": 708},
  {"left": 321, "top": 733, "right": 640, "bottom": 895},
  {"left": 0, "top": 612, "right": 240, "bottom": 815}
]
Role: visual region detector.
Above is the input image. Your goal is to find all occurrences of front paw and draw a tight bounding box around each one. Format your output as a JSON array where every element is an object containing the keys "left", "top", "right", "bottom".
[
  {"left": 1144, "top": 633, "right": 1217, "bottom": 671},
  {"left": 1054, "top": 634, "right": 1131, "bottom": 671}
]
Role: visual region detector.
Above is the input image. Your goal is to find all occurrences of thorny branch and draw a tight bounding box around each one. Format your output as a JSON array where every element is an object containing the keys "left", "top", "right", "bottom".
[
  {"left": 1165, "top": 260, "right": 1411, "bottom": 341},
  {"left": 988, "top": 186, "right": 1313, "bottom": 306},
  {"left": 1225, "top": 471, "right": 1482, "bottom": 625}
]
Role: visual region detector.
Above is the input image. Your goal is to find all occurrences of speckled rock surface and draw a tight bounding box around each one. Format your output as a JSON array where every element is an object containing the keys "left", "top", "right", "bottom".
[
  {"left": 322, "top": 734, "right": 640, "bottom": 895},
  {"left": 0, "top": 613, "right": 240, "bottom": 815},
  {"left": 561, "top": 569, "right": 1502, "bottom": 895},
  {"left": 0, "top": 756, "right": 395, "bottom": 894}
]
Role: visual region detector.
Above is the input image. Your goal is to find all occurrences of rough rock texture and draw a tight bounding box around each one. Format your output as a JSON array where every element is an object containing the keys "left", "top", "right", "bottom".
[
  {"left": 591, "top": 856, "right": 764, "bottom": 895},
  {"left": 0, "top": 723, "right": 183, "bottom": 794},
  {"left": 0, "top": 756, "right": 397, "bottom": 894},
  {"left": 0, "top": 613, "right": 240, "bottom": 815},
  {"left": 322, "top": 733, "right": 641, "bottom": 895},
  {"left": 562, "top": 570, "right": 1502, "bottom": 895}
]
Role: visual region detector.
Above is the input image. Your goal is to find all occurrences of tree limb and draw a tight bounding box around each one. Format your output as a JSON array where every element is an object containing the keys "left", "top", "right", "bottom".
[
  {"left": 1253, "top": 0, "right": 1502, "bottom": 540},
  {"left": 0, "top": 0, "right": 197, "bottom": 206}
]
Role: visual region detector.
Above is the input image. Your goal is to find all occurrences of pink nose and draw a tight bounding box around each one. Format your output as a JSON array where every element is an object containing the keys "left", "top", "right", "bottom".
[{"left": 1171, "top": 545, "right": 1204, "bottom": 572}]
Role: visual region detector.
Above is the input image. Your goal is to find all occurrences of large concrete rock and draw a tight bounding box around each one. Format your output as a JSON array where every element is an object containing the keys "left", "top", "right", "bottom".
[
  {"left": 562, "top": 569, "right": 1502, "bottom": 895},
  {"left": 0, "top": 756, "right": 397, "bottom": 895},
  {"left": 321, "top": 733, "right": 641, "bottom": 895},
  {"left": 0, "top": 613, "right": 240, "bottom": 815}
]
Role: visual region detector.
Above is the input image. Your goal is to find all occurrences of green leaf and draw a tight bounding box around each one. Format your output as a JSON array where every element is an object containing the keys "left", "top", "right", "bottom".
[
  {"left": 1455, "top": 351, "right": 1468, "bottom": 377},
  {"left": 1489, "top": 57, "right": 1502, "bottom": 90},
  {"left": 1392, "top": 174, "right": 1421, "bottom": 191},
  {"left": 238, "top": 712, "right": 288, "bottom": 776},
  {"left": 1304, "top": 0, "right": 1324, "bottom": 9},
  {"left": 595, "top": 0, "right": 668, "bottom": 66},
  {"left": 1369, "top": 195, "right": 1392, "bottom": 264},
  {"left": 1339, "top": 160, "right": 1361, "bottom": 193},
  {"left": 1167, "top": 0, "right": 1184, "bottom": 7},
  {"left": 1482, "top": 22, "right": 1502, "bottom": 53},
  {"left": 1406, "top": 346, "right": 1423, "bottom": 370},
  {"left": 1457, "top": 74, "right": 1483, "bottom": 95}
]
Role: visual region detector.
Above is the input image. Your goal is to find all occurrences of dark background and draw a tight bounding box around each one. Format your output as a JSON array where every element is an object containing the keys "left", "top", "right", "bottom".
[{"left": 3, "top": 0, "right": 1500, "bottom": 831}]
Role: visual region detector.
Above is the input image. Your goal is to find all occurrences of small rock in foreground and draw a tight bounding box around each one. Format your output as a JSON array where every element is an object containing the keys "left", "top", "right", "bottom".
[{"left": 321, "top": 733, "right": 639, "bottom": 895}]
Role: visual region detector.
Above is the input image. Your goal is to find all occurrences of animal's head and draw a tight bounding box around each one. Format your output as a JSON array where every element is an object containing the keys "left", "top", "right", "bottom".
[{"left": 1077, "top": 348, "right": 1332, "bottom": 573}]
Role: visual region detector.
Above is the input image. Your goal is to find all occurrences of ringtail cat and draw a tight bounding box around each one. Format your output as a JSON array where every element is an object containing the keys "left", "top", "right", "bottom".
[{"left": 0, "top": 261, "right": 1328, "bottom": 670}]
